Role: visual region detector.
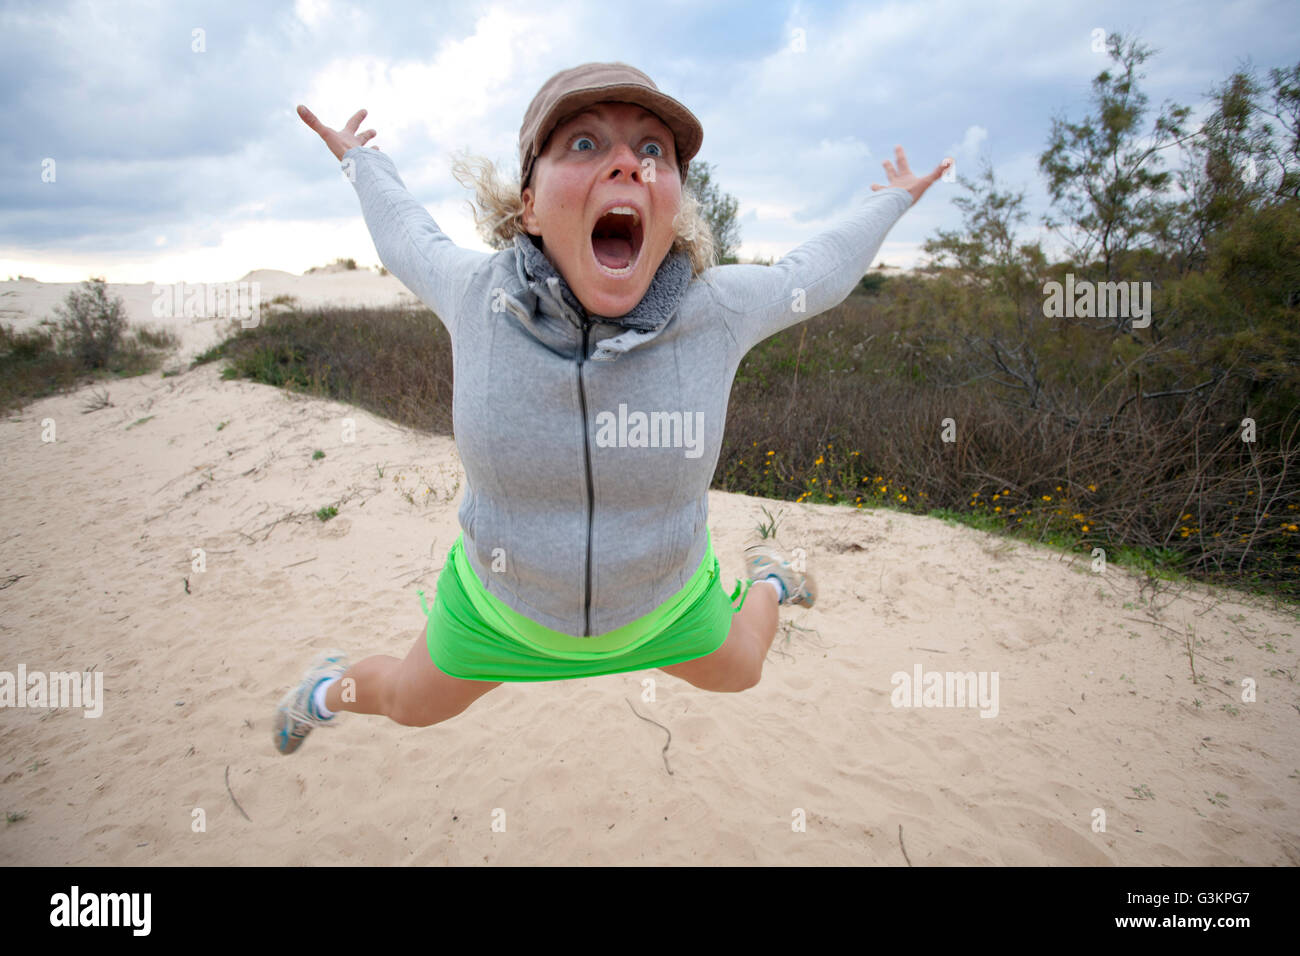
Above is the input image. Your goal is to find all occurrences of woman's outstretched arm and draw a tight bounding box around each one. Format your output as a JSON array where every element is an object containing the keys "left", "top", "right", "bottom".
[
  {"left": 702, "top": 145, "right": 950, "bottom": 360},
  {"left": 297, "top": 105, "right": 491, "bottom": 339}
]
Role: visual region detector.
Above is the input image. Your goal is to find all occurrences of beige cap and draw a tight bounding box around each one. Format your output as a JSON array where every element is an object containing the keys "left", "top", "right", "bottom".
[{"left": 519, "top": 62, "right": 703, "bottom": 191}]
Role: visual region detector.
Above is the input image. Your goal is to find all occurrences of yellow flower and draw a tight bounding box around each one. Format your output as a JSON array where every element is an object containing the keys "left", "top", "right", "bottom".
[
  {"left": 767, "top": 450, "right": 774, "bottom": 456},
  {"left": 1081, "top": 525, "right": 1089, "bottom": 531},
  {"left": 815, "top": 455, "right": 824, "bottom": 465},
  {"left": 1042, "top": 495, "right": 1052, "bottom": 501},
  {"left": 994, "top": 506, "right": 1002, "bottom": 513},
  {"left": 1087, "top": 484, "right": 1097, "bottom": 492},
  {"left": 1055, "top": 485, "right": 1062, "bottom": 491},
  {"left": 900, "top": 495, "right": 908, "bottom": 502}
]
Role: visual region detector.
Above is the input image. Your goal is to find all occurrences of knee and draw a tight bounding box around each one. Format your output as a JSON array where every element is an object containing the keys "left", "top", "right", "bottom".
[
  {"left": 388, "top": 693, "right": 455, "bottom": 727},
  {"left": 388, "top": 702, "right": 430, "bottom": 726},
  {"left": 390, "top": 704, "right": 457, "bottom": 727},
  {"left": 719, "top": 658, "right": 763, "bottom": 693},
  {"left": 719, "top": 641, "right": 765, "bottom": 692}
]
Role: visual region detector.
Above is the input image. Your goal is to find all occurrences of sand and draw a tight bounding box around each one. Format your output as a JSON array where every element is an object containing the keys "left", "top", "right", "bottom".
[{"left": 1, "top": 273, "right": 1297, "bottom": 865}]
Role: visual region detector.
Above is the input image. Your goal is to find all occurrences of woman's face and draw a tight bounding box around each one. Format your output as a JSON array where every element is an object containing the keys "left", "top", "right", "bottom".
[{"left": 521, "top": 101, "right": 682, "bottom": 319}]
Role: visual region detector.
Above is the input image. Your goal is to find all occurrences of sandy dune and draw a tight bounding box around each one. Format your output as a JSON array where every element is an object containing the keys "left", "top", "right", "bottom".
[{"left": 1, "top": 274, "right": 1297, "bottom": 865}]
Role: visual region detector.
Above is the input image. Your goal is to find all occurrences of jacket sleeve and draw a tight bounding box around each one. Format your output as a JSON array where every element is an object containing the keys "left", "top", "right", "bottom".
[
  {"left": 342, "top": 145, "right": 492, "bottom": 339},
  {"left": 704, "top": 186, "right": 913, "bottom": 359}
]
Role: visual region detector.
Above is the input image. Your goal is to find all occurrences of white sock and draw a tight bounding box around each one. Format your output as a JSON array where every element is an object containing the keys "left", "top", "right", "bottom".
[
  {"left": 312, "top": 678, "right": 338, "bottom": 719},
  {"left": 761, "top": 576, "right": 786, "bottom": 604}
]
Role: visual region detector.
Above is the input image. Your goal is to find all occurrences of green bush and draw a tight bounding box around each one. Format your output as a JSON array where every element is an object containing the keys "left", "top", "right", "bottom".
[{"left": 856, "top": 271, "right": 888, "bottom": 295}]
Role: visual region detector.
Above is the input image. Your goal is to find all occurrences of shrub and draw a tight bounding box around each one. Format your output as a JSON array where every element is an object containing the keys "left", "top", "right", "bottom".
[
  {"left": 53, "top": 277, "right": 127, "bottom": 369},
  {"left": 856, "top": 271, "right": 889, "bottom": 295}
]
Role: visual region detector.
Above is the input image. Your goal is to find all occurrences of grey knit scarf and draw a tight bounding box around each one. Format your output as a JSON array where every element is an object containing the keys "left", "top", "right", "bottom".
[{"left": 514, "top": 234, "right": 692, "bottom": 332}]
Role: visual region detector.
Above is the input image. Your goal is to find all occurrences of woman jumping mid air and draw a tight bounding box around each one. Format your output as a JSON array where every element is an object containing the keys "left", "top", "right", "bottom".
[{"left": 275, "top": 62, "right": 947, "bottom": 753}]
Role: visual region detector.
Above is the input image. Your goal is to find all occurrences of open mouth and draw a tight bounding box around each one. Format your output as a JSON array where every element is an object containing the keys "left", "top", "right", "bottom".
[{"left": 590, "top": 206, "right": 645, "bottom": 277}]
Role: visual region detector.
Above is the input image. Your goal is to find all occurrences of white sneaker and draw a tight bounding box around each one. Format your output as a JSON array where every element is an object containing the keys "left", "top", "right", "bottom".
[
  {"left": 743, "top": 545, "right": 816, "bottom": 607},
  {"left": 272, "top": 651, "right": 348, "bottom": 755}
]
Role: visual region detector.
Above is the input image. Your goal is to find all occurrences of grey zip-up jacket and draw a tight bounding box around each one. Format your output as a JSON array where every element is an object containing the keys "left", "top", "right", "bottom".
[{"left": 344, "top": 146, "right": 913, "bottom": 636}]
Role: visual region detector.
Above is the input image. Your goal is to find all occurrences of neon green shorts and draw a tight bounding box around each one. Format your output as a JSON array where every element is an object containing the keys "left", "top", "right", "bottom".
[{"left": 418, "top": 528, "right": 754, "bottom": 682}]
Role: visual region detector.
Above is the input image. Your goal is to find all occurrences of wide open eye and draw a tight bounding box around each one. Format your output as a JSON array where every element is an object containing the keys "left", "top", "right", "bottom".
[{"left": 570, "top": 135, "right": 596, "bottom": 151}]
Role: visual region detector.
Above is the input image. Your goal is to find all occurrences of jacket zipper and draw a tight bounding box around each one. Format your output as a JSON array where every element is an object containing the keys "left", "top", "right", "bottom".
[{"left": 576, "top": 317, "right": 594, "bottom": 637}]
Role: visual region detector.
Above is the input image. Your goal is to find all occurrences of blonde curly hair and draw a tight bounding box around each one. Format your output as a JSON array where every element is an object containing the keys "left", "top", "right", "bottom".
[{"left": 449, "top": 148, "right": 717, "bottom": 278}]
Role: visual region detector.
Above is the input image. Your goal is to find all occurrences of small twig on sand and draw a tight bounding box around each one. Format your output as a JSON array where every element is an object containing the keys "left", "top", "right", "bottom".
[
  {"left": 898, "top": 825, "right": 913, "bottom": 866},
  {"left": 1124, "top": 617, "right": 1183, "bottom": 635},
  {"left": 1184, "top": 626, "right": 1198, "bottom": 685},
  {"left": 625, "top": 698, "right": 673, "bottom": 776},
  {"left": 225, "top": 765, "right": 251, "bottom": 821}
]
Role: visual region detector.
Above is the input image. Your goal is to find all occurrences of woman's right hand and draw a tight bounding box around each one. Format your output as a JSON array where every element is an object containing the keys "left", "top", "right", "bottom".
[{"left": 297, "top": 105, "right": 379, "bottom": 161}]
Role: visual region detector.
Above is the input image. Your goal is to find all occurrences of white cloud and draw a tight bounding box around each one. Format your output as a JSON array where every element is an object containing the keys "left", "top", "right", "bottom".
[
  {"left": 294, "top": 0, "right": 331, "bottom": 27},
  {"left": 299, "top": 5, "right": 561, "bottom": 165},
  {"left": 952, "top": 125, "right": 989, "bottom": 161}
]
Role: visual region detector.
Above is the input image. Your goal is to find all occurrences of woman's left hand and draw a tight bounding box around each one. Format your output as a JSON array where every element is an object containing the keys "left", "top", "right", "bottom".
[{"left": 871, "top": 146, "right": 951, "bottom": 204}]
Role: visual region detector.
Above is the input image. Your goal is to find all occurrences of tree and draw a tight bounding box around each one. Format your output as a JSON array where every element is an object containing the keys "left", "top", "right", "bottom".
[
  {"left": 921, "top": 155, "right": 1045, "bottom": 302},
  {"left": 1039, "top": 33, "right": 1192, "bottom": 285},
  {"left": 1259, "top": 62, "right": 1300, "bottom": 202},
  {"left": 1164, "top": 65, "right": 1275, "bottom": 274},
  {"left": 685, "top": 160, "right": 741, "bottom": 263},
  {"left": 919, "top": 159, "right": 1059, "bottom": 412}
]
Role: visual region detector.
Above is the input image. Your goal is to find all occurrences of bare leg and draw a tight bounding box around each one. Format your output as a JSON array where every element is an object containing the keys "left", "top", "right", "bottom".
[
  {"left": 324, "top": 629, "right": 501, "bottom": 726},
  {"left": 660, "top": 582, "right": 780, "bottom": 692},
  {"left": 736, "top": 580, "right": 780, "bottom": 665}
]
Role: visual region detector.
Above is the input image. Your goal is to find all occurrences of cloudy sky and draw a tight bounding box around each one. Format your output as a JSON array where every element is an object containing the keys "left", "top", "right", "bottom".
[{"left": 1, "top": 0, "right": 1294, "bottom": 283}]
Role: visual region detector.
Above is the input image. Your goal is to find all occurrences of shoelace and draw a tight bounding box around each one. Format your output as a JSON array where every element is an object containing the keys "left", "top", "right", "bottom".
[
  {"left": 283, "top": 683, "right": 340, "bottom": 731},
  {"left": 283, "top": 706, "right": 338, "bottom": 736},
  {"left": 749, "top": 554, "right": 805, "bottom": 603}
]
